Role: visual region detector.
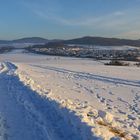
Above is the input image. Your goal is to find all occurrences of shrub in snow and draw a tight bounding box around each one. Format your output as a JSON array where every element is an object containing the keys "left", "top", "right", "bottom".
[{"left": 105, "top": 60, "right": 129, "bottom": 66}]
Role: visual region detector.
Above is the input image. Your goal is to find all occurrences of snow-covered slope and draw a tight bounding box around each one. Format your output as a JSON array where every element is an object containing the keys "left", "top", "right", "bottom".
[
  {"left": 0, "top": 62, "right": 97, "bottom": 140},
  {"left": 0, "top": 50, "right": 140, "bottom": 140}
]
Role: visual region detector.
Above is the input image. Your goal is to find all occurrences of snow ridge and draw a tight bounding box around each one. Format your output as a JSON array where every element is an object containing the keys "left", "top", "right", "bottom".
[
  {"left": 0, "top": 62, "right": 100, "bottom": 140},
  {"left": 16, "top": 63, "right": 140, "bottom": 140}
]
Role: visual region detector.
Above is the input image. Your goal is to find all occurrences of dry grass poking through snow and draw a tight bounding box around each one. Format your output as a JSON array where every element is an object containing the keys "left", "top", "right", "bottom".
[{"left": 97, "top": 120, "right": 128, "bottom": 139}]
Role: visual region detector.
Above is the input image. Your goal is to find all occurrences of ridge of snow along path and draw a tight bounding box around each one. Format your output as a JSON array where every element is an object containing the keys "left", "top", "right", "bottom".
[
  {"left": 0, "top": 62, "right": 99, "bottom": 140},
  {"left": 15, "top": 63, "right": 140, "bottom": 140},
  {"left": 0, "top": 51, "right": 140, "bottom": 140}
]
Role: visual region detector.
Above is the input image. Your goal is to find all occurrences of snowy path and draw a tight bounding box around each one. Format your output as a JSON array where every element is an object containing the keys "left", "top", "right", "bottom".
[{"left": 0, "top": 62, "right": 95, "bottom": 140}]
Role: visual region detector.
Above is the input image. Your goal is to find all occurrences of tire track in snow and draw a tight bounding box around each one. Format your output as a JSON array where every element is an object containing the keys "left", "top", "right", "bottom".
[{"left": 32, "top": 65, "right": 140, "bottom": 87}]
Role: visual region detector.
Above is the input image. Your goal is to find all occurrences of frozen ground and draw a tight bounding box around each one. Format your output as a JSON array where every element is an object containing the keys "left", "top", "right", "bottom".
[{"left": 0, "top": 49, "right": 140, "bottom": 140}]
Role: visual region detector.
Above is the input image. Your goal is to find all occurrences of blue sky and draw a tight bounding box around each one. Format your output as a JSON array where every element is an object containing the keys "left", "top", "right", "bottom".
[{"left": 0, "top": 0, "right": 140, "bottom": 40}]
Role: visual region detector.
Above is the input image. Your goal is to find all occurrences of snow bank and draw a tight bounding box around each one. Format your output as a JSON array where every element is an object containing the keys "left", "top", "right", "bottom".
[
  {"left": 15, "top": 68, "right": 100, "bottom": 139},
  {"left": 15, "top": 64, "right": 139, "bottom": 140}
]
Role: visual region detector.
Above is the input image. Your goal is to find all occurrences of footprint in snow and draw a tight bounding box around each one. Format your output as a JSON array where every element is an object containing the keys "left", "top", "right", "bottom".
[{"left": 109, "top": 91, "right": 114, "bottom": 95}]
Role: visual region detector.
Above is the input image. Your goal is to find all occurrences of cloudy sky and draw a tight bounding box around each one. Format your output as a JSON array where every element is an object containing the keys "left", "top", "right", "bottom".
[{"left": 0, "top": 0, "right": 140, "bottom": 40}]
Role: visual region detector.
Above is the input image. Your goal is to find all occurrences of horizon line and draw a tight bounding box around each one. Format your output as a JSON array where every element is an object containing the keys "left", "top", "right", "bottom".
[{"left": 0, "top": 35, "right": 140, "bottom": 41}]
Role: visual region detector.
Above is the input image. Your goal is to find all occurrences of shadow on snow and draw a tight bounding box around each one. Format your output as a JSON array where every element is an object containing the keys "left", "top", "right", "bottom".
[{"left": 0, "top": 64, "right": 100, "bottom": 140}]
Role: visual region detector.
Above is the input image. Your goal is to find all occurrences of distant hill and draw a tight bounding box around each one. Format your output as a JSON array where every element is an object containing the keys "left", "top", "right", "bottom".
[
  {"left": 0, "top": 40, "right": 11, "bottom": 44},
  {"left": 1, "top": 36, "right": 140, "bottom": 48},
  {"left": 12, "top": 37, "right": 49, "bottom": 43},
  {"left": 63, "top": 36, "right": 140, "bottom": 47},
  {"left": 0, "top": 37, "right": 49, "bottom": 44}
]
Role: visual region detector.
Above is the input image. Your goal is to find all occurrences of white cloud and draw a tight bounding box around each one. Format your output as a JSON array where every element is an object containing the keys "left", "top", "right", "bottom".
[
  {"left": 33, "top": 9, "right": 128, "bottom": 28},
  {"left": 34, "top": 10, "right": 103, "bottom": 26},
  {"left": 22, "top": 1, "right": 140, "bottom": 39},
  {"left": 22, "top": 0, "right": 129, "bottom": 27},
  {"left": 27, "top": 4, "right": 140, "bottom": 33}
]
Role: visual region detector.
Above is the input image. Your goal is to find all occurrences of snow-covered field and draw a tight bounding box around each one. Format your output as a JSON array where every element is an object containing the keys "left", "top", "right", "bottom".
[{"left": 0, "top": 49, "right": 139, "bottom": 140}]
